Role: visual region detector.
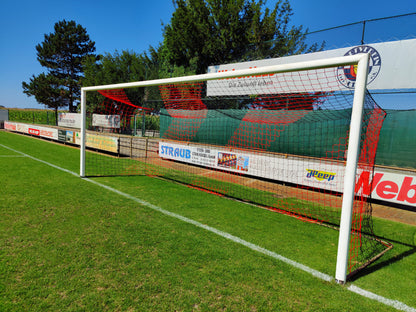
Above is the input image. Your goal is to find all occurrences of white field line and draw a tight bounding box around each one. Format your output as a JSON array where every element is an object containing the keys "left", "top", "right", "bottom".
[
  {"left": 348, "top": 285, "right": 416, "bottom": 312},
  {"left": 1, "top": 143, "right": 415, "bottom": 312}
]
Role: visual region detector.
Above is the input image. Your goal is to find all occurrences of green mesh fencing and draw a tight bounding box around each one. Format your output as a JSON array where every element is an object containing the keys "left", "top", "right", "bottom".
[
  {"left": 160, "top": 108, "right": 354, "bottom": 160},
  {"left": 377, "top": 109, "right": 416, "bottom": 169},
  {"left": 161, "top": 108, "right": 416, "bottom": 170}
]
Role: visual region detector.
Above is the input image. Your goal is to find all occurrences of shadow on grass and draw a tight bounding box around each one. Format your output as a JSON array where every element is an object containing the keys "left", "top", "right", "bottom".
[{"left": 349, "top": 232, "right": 416, "bottom": 282}]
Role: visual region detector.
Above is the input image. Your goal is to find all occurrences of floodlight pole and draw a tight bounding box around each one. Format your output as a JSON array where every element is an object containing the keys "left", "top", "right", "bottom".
[
  {"left": 80, "top": 89, "right": 86, "bottom": 178},
  {"left": 335, "top": 53, "right": 370, "bottom": 284}
]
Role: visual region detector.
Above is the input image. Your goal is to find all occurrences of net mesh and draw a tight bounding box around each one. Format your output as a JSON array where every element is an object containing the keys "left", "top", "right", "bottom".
[{"left": 84, "top": 65, "right": 390, "bottom": 278}]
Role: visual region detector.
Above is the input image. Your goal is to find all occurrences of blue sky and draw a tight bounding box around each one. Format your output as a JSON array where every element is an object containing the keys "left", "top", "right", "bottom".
[{"left": 0, "top": 0, "right": 415, "bottom": 109}]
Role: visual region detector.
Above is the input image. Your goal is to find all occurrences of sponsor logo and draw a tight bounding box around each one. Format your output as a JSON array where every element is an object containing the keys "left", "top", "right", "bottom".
[
  {"left": 40, "top": 129, "right": 54, "bottom": 138},
  {"left": 236, "top": 156, "right": 249, "bottom": 172},
  {"left": 306, "top": 169, "right": 336, "bottom": 182},
  {"left": 28, "top": 128, "right": 40, "bottom": 136},
  {"left": 218, "top": 152, "right": 237, "bottom": 168},
  {"left": 28, "top": 127, "right": 54, "bottom": 138},
  {"left": 160, "top": 145, "right": 191, "bottom": 159},
  {"left": 4, "top": 122, "right": 16, "bottom": 131},
  {"left": 356, "top": 171, "right": 416, "bottom": 205},
  {"left": 337, "top": 45, "right": 381, "bottom": 89}
]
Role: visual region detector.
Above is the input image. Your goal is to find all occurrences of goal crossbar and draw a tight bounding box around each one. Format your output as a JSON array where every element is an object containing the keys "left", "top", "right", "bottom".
[{"left": 81, "top": 54, "right": 367, "bottom": 92}]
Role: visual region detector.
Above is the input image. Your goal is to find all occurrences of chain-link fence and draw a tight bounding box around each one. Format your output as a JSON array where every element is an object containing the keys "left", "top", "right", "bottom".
[
  {"left": 304, "top": 13, "right": 416, "bottom": 169},
  {"left": 241, "top": 13, "right": 416, "bottom": 169},
  {"left": 304, "top": 12, "right": 416, "bottom": 50}
]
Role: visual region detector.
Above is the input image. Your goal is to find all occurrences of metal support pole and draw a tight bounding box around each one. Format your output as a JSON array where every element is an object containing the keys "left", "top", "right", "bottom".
[
  {"left": 361, "top": 21, "right": 366, "bottom": 44},
  {"left": 142, "top": 110, "right": 146, "bottom": 137}
]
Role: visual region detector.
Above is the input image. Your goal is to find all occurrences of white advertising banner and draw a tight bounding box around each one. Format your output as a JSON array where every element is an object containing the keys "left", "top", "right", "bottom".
[
  {"left": 4, "top": 121, "right": 58, "bottom": 140},
  {"left": 92, "top": 114, "right": 120, "bottom": 128},
  {"left": 5, "top": 121, "right": 119, "bottom": 154},
  {"left": 356, "top": 169, "right": 416, "bottom": 206},
  {"left": 207, "top": 38, "right": 416, "bottom": 95},
  {"left": 4, "top": 121, "right": 17, "bottom": 131},
  {"left": 58, "top": 113, "right": 81, "bottom": 128},
  {"left": 159, "top": 140, "right": 416, "bottom": 207},
  {"left": 159, "top": 140, "right": 344, "bottom": 192}
]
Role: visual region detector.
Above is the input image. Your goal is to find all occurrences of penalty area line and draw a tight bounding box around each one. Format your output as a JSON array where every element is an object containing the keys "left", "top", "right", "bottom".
[{"left": 2, "top": 143, "right": 415, "bottom": 312}]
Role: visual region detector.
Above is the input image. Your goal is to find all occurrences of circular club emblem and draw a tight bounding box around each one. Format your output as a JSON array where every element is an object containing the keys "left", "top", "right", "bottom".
[{"left": 337, "top": 45, "right": 381, "bottom": 89}]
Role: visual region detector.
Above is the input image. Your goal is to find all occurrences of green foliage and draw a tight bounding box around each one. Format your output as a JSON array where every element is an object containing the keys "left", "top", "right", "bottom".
[
  {"left": 132, "top": 114, "right": 160, "bottom": 131},
  {"left": 22, "top": 73, "right": 68, "bottom": 125},
  {"left": 156, "top": 43, "right": 199, "bottom": 78},
  {"left": 82, "top": 0, "right": 322, "bottom": 92},
  {"left": 80, "top": 1, "right": 324, "bottom": 113},
  {"left": 83, "top": 50, "right": 145, "bottom": 87},
  {"left": 163, "top": 0, "right": 321, "bottom": 74},
  {"left": 83, "top": 50, "right": 160, "bottom": 112},
  {"left": 22, "top": 20, "right": 98, "bottom": 113},
  {"left": 8, "top": 109, "right": 58, "bottom": 125}
]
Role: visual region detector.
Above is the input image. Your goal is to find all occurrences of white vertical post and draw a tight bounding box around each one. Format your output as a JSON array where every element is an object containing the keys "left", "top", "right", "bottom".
[
  {"left": 80, "top": 88, "right": 87, "bottom": 177},
  {"left": 335, "top": 53, "right": 370, "bottom": 283}
]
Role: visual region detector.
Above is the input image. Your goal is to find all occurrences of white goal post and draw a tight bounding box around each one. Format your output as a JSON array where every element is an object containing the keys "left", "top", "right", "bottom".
[{"left": 80, "top": 53, "right": 371, "bottom": 283}]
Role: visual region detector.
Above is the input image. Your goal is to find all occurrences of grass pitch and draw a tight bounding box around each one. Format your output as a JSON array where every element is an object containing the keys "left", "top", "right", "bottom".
[{"left": 0, "top": 130, "right": 415, "bottom": 311}]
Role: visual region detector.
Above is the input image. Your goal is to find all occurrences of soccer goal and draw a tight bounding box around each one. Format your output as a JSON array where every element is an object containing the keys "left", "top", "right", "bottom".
[{"left": 80, "top": 53, "right": 390, "bottom": 283}]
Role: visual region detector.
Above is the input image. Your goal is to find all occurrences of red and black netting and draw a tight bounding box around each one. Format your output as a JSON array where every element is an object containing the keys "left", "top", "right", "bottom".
[
  {"left": 86, "top": 67, "right": 390, "bottom": 279},
  {"left": 158, "top": 83, "right": 207, "bottom": 141}
]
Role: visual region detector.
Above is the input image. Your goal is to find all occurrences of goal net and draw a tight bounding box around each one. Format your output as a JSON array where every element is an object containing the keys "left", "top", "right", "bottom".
[{"left": 80, "top": 54, "right": 391, "bottom": 282}]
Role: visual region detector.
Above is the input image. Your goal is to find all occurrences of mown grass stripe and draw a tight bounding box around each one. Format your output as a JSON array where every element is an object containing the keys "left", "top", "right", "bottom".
[{"left": 1, "top": 142, "right": 415, "bottom": 312}]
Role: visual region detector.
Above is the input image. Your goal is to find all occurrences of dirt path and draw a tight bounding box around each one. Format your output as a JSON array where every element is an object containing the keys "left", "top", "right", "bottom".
[
  {"left": 372, "top": 204, "right": 416, "bottom": 226},
  {"left": 146, "top": 154, "right": 416, "bottom": 226}
]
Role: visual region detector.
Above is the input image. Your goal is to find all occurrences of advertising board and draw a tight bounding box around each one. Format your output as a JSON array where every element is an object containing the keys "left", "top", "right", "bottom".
[
  {"left": 4, "top": 121, "right": 58, "bottom": 140},
  {"left": 58, "top": 113, "right": 81, "bottom": 128},
  {"left": 159, "top": 141, "right": 416, "bottom": 207},
  {"left": 4, "top": 121, "right": 16, "bottom": 131},
  {"left": 356, "top": 170, "right": 416, "bottom": 206},
  {"left": 84, "top": 133, "right": 119, "bottom": 153},
  {"left": 207, "top": 38, "right": 416, "bottom": 96},
  {"left": 92, "top": 114, "right": 120, "bottom": 128},
  {"left": 159, "top": 141, "right": 344, "bottom": 192}
]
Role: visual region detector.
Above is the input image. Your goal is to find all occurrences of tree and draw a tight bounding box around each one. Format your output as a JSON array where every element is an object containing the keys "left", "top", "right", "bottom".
[
  {"left": 83, "top": 50, "right": 150, "bottom": 113},
  {"left": 22, "top": 73, "right": 69, "bottom": 125},
  {"left": 22, "top": 20, "right": 98, "bottom": 115},
  {"left": 162, "top": 0, "right": 320, "bottom": 74}
]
